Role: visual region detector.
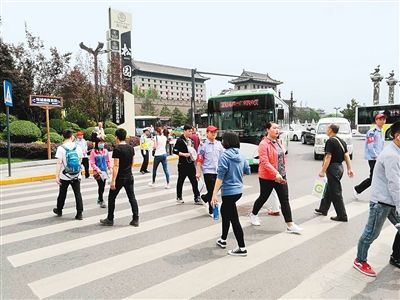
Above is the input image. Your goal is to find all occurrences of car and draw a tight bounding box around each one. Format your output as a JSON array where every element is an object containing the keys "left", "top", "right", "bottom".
[
  {"left": 281, "top": 124, "right": 304, "bottom": 141},
  {"left": 301, "top": 128, "right": 315, "bottom": 145}
]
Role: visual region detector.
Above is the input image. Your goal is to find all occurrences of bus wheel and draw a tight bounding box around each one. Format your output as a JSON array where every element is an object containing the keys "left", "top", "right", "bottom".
[{"left": 301, "top": 135, "right": 306, "bottom": 144}]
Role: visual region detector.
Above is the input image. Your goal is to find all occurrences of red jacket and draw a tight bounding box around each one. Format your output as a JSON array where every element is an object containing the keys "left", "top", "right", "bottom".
[{"left": 258, "top": 137, "right": 286, "bottom": 180}]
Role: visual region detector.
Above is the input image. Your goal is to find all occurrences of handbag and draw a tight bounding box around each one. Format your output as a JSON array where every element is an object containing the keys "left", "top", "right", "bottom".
[{"left": 312, "top": 177, "right": 327, "bottom": 199}]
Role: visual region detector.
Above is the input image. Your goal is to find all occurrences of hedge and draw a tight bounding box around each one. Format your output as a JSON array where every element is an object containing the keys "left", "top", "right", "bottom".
[
  {"left": 41, "top": 127, "right": 57, "bottom": 136},
  {"left": 0, "top": 113, "right": 18, "bottom": 131},
  {"left": 0, "top": 141, "right": 58, "bottom": 159},
  {"left": 49, "top": 119, "right": 81, "bottom": 134},
  {"left": 83, "top": 127, "right": 95, "bottom": 140},
  {"left": 104, "top": 128, "right": 117, "bottom": 135},
  {"left": 9, "top": 120, "right": 41, "bottom": 143},
  {"left": 105, "top": 121, "right": 118, "bottom": 128},
  {"left": 43, "top": 132, "right": 63, "bottom": 144}
]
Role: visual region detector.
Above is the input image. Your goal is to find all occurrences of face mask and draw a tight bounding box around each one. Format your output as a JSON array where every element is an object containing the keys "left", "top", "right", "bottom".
[{"left": 98, "top": 143, "right": 105, "bottom": 149}]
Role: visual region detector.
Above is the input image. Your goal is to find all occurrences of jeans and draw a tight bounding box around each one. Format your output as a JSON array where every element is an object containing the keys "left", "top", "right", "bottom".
[
  {"left": 96, "top": 179, "right": 106, "bottom": 202},
  {"left": 355, "top": 160, "right": 376, "bottom": 194},
  {"left": 56, "top": 179, "right": 83, "bottom": 213},
  {"left": 357, "top": 202, "right": 400, "bottom": 262},
  {"left": 152, "top": 154, "right": 170, "bottom": 184},
  {"left": 176, "top": 163, "right": 199, "bottom": 199},
  {"left": 221, "top": 194, "right": 245, "bottom": 248},
  {"left": 107, "top": 176, "right": 139, "bottom": 220},
  {"left": 140, "top": 150, "right": 149, "bottom": 172},
  {"left": 252, "top": 177, "right": 293, "bottom": 223},
  {"left": 81, "top": 157, "right": 90, "bottom": 178},
  {"left": 318, "top": 163, "right": 347, "bottom": 218}
]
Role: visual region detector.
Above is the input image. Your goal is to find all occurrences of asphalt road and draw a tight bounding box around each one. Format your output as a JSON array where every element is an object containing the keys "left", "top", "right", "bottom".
[{"left": 1, "top": 138, "right": 399, "bottom": 299}]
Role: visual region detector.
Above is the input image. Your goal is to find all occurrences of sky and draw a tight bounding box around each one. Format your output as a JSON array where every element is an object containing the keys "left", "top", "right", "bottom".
[{"left": 1, "top": 0, "right": 399, "bottom": 113}]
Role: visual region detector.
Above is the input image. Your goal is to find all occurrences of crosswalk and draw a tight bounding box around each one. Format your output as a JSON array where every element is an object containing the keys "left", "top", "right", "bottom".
[{"left": 1, "top": 172, "right": 398, "bottom": 299}]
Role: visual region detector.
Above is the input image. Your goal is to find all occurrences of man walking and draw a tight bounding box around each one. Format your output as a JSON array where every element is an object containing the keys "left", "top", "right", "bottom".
[
  {"left": 139, "top": 128, "right": 151, "bottom": 174},
  {"left": 100, "top": 128, "right": 139, "bottom": 227},
  {"left": 76, "top": 131, "right": 89, "bottom": 178},
  {"left": 173, "top": 124, "right": 201, "bottom": 204},
  {"left": 314, "top": 124, "right": 354, "bottom": 222},
  {"left": 353, "top": 120, "right": 400, "bottom": 276},
  {"left": 353, "top": 113, "right": 386, "bottom": 199},
  {"left": 53, "top": 129, "right": 84, "bottom": 220},
  {"left": 196, "top": 125, "right": 224, "bottom": 216}
]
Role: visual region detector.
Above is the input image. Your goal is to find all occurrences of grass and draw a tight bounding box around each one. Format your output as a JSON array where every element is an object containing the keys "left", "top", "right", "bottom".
[{"left": 0, "top": 157, "right": 39, "bottom": 164}]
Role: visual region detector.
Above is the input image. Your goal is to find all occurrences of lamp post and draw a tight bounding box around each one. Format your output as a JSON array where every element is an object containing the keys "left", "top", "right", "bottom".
[{"left": 334, "top": 107, "right": 340, "bottom": 117}]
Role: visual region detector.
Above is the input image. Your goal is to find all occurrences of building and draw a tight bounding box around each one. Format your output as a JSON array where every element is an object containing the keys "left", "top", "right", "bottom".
[
  {"left": 132, "top": 60, "right": 209, "bottom": 113},
  {"left": 229, "top": 69, "right": 283, "bottom": 91}
]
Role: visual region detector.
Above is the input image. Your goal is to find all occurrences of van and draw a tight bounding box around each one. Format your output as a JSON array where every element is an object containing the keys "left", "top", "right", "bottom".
[{"left": 313, "top": 117, "right": 353, "bottom": 160}]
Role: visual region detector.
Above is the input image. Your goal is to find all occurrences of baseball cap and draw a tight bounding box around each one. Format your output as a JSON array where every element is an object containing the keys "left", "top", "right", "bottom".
[
  {"left": 76, "top": 131, "right": 84, "bottom": 136},
  {"left": 206, "top": 125, "right": 218, "bottom": 132},
  {"left": 375, "top": 113, "right": 386, "bottom": 120}
]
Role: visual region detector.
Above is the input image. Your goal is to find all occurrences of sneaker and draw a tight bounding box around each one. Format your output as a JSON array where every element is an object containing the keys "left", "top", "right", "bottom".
[
  {"left": 353, "top": 187, "right": 359, "bottom": 200},
  {"left": 100, "top": 218, "right": 114, "bottom": 226},
  {"left": 99, "top": 201, "right": 107, "bottom": 208},
  {"left": 389, "top": 256, "right": 400, "bottom": 268},
  {"left": 75, "top": 213, "right": 83, "bottom": 220},
  {"left": 148, "top": 182, "right": 155, "bottom": 187},
  {"left": 330, "top": 216, "right": 348, "bottom": 222},
  {"left": 164, "top": 183, "right": 170, "bottom": 189},
  {"left": 216, "top": 238, "right": 227, "bottom": 249},
  {"left": 314, "top": 208, "right": 327, "bottom": 216},
  {"left": 129, "top": 216, "right": 139, "bottom": 227},
  {"left": 194, "top": 196, "right": 203, "bottom": 205},
  {"left": 144, "top": 170, "right": 151, "bottom": 173},
  {"left": 209, "top": 213, "right": 214, "bottom": 218},
  {"left": 176, "top": 197, "right": 184, "bottom": 204},
  {"left": 353, "top": 258, "right": 376, "bottom": 277},
  {"left": 249, "top": 213, "right": 261, "bottom": 226},
  {"left": 228, "top": 247, "right": 247, "bottom": 256},
  {"left": 287, "top": 223, "right": 303, "bottom": 234},
  {"left": 53, "top": 208, "right": 62, "bottom": 217},
  {"left": 140, "top": 171, "right": 146, "bottom": 175}
]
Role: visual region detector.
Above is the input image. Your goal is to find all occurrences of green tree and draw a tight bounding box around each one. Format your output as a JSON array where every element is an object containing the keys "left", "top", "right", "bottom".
[
  {"left": 159, "top": 105, "right": 171, "bottom": 117},
  {"left": 340, "top": 98, "right": 359, "bottom": 126},
  {"left": 141, "top": 98, "right": 157, "bottom": 116},
  {"left": 171, "top": 107, "right": 187, "bottom": 127}
]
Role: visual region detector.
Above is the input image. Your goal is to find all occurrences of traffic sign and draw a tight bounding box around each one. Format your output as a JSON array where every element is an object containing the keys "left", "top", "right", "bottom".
[{"left": 3, "top": 80, "right": 13, "bottom": 107}]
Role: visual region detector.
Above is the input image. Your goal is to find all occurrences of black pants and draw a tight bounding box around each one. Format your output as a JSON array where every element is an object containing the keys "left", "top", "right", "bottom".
[
  {"left": 96, "top": 179, "right": 106, "bottom": 202},
  {"left": 393, "top": 232, "right": 400, "bottom": 260},
  {"left": 107, "top": 176, "right": 138, "bottom": 220},
  {"left": 355, "top": 160, "right": 376, "bottom": 194},
  {"left": 140, "top": 150, "right": 149, "bottom": 172},
  {"left": 319, "top": 163, "right": 347, "bottom": 218},
  {"left": 176, "top": 163, "right": 199, "bottom": 199},
  {"left": 252, "top": 177, "right": 293, "bottom": 223},
  {"left": 56, "top": 179, "right": 83, "bottom": 213},
  {"left": 82, "top": 157, "right": 90, "bottom": 178},
  {"left": 203, "top": 174, "right": 217, "bottom": 214},
  {"left": 221, "top": 194, "right": 245, "bottom": 248}
]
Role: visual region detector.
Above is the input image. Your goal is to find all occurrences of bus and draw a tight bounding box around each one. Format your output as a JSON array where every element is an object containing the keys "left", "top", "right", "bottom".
[
  {"left": 356, "top": 104, "right": 400, "bottom": 139},
  {"left": 134, "top": 116, "right": 160, "bottom": 136},
  {"left": 207, "top": 89, "right": 289, "bottom": 169}
]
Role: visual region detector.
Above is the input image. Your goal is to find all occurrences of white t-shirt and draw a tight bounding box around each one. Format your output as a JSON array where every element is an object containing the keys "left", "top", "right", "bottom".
[
  {"left": 56, "top": 141, "right": 83, "bottom": 180},
  {"left": 154, "top": 135, "right": 167, "bottom": 156}
]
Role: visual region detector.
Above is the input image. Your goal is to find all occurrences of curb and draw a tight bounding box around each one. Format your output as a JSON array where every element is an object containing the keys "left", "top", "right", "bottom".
[{"left": 0, "top": 156, "right": 179, "bottom": 186}]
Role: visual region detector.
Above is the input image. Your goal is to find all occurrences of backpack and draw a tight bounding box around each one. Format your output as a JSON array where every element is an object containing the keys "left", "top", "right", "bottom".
[{"left": 62, "top": 144, "right": 81, "bottom": 177}]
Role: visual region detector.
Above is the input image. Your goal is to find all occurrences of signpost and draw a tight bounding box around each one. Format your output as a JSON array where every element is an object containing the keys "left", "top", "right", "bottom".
[
  {"left": 29, "top": 95, "right": 63, "bottom": 159},
  {"left": 3, "top": 80, "right": 13, "bottom": 177}
]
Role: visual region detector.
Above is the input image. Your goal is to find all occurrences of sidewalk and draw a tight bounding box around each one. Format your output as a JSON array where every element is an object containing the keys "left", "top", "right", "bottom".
[{"left": 0, "top": 146, "right": 178, "bottom": 185}]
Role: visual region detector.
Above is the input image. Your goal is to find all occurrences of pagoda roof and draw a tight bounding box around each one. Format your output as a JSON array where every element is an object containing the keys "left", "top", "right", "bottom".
[{"left": 229, "top": 70, "right": 283, "bottom": 85}]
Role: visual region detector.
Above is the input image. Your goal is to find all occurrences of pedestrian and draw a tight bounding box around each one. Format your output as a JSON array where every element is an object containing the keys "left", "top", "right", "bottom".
[
  {"left": 89, "top": 137, "right": 112, "bottom": 208},
  {"left": 249, "top": 122, "right": 303, "bottom": 233},
  {"left": 196, "top": 125, "right": 225, "bottom": 216},
  {"left": 314, "top": 124, "right": 354, "bottom": 222},
  {"left": 148, "top": 127, "right": 170, "bottom": 189},
  {"left": 353, "top": 113, "right": 386, "bottom": 199},
  {"left": 163, "top": 127, "right": 172, "bottom": 155},
  {"left": 211, "top": 131, "right": 251, "bottom": 256},
  {"left": 100, "top": 128, "right": 139, "bottom": 227},
  {"left": 353, "top": 120, "right": 400, "bottom": 276},
  {"left": 75, "top": 131, "right": 90, "bottom": 179},
  {"left": 191, "top": 127, "right": 200, "bottom": 152},
  {"left": 53, "top": 129, "right": 84, "bottom": 220},
  {"left": 92, "top": 121, "right": 105, "bottom": 142},
  {"left": 173, "top": 124, "right": 201, "bottom": 205},
  {"left": 139, "top": 128, "right": 151, "bottom": 174}
]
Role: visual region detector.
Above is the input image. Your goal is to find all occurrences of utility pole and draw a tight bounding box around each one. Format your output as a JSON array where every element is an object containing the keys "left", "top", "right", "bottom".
[
  {"left": 334, "top": 106, "right": 340, "bottom": 117},
  {"left": 191, "top": 69, "right": 196, "bottom": 127}
]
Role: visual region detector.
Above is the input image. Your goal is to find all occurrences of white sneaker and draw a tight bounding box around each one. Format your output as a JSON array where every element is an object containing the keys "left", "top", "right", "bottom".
[
  {"left": 353, "top": 188, "right": 359, "bottom": 200},
  {"left": 165, "top": 183, "right": 170, "bottom": 189},
  {"left": 176, "top": 197, "right": 184, "bottom": 204},
  {"left": 287, "top": 223, "right": 303, "bottom": 234},
  {"left": 249, "top": 213, "right": 261, "bottom": 226},
  {"left": 148, "top": 182, "right": 154, "bottom": 187}
]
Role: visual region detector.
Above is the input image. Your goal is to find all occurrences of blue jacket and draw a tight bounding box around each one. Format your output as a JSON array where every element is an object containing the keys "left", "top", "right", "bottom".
[
  {"left": 217, "top": 148, "right": 251, "bottom": 196},
  {"left": 364, "top": 127, "right": 384, "bottom": 160}
]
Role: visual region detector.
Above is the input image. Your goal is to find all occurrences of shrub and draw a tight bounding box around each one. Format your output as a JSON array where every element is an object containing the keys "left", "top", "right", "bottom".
[
  {"left": 127, "top": 135, "right": 140, "bottom": 147},
  {"left": 0, "top": 141, "right": 58, "bottom": 159},
  {"left": 83, "top": 127, "right": 95, "bottom": 140},
  {"left": 105, "top": 120, "right": 118, "bottom": 128},
  {"left": 41, "top": 127, "right": 57, "bottom": 136},
  {"left": 49, "top": 119, "right": 80, "bottom": 134},
  {"left": 9, "top": 120, "right": 41, "bottom": 143},
  {"left": 0, "top": 113, "right": 18, "bottom": 131},
  {"left": 65, "top": 108, "right": 92, "bottom": 129},
  {"left": 104, "top": 128, "right": 117, "bottom": 135},
  {"left": 104, "top": 134, "right": 116, "bottom": 146},
  {"left": 43, "top": 132, "right": 63, "bottom": 144}
]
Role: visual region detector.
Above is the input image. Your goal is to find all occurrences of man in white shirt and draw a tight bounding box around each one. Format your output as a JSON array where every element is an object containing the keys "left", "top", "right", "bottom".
[{"left": 53, "top": 129, "right": 84, "bottom": 220}]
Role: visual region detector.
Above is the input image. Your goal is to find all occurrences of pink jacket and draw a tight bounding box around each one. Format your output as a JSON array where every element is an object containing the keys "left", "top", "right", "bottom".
[
  {"left": 89, "top": 149, "right": 111, "bottom": 173},
  {"left": 258, "top": 137, "right": 286, "bottom": 180}
]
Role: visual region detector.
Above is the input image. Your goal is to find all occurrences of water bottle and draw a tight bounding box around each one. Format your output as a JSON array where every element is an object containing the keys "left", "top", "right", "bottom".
[{"left": 213, "top": 204, "right": 219, "bottom": 221}]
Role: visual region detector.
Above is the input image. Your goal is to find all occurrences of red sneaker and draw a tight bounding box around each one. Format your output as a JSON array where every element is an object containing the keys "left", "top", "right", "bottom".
[{"left": 353, "top": 258, "right": 376, "bottom": 277}]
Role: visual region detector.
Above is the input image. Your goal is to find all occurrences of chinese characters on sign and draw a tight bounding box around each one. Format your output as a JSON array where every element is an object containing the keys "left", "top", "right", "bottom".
[
  {"left": 29, "top": 95, "right": 63, "bottom": 107},
  {"left": 219, "top": 99, "right": 259, "bottom": 109}
]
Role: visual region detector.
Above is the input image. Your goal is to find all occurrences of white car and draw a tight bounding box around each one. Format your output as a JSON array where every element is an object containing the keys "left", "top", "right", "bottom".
[{"left": 281, "top": 124, "right": 304, "bottom": 141}]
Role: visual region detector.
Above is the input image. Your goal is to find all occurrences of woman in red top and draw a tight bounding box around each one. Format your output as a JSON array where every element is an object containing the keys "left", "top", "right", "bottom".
[{"left": 249, "top": 122, "right": 303, "bottom": 234}]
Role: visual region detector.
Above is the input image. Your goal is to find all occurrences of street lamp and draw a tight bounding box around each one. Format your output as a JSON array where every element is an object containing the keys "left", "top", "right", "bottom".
[{"left": 334, "top": 106, "right": 340, "bottom": 117}]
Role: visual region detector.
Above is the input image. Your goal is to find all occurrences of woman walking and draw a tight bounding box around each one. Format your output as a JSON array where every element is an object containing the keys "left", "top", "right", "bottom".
[
  {"left": 89, "top": 138, "right": 112, "bottom": 208},
  {"left": 148, "top": 127, "right": 170, "bottom": 189},
  {"left": 249, "top": 122, "right": 303, "bottom": 234},
  {"left": 211, "top": 132, "right": 251, "bottom": 256}
]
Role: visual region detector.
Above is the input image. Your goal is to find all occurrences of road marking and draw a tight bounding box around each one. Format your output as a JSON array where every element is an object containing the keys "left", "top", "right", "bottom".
[
  {"left": 280, "top": 225, "right": 397, "bottom": 299},
  {"left": 125, "top": 202, "right": 369, "bottom": 299}
]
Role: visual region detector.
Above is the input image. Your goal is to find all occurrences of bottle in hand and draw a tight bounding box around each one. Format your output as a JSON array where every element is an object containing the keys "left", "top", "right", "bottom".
[{"left": 213, "top": 204, "right": 219, "bottom": 220}]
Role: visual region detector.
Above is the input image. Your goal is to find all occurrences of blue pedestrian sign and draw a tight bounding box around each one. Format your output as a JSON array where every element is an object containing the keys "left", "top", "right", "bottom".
[{"left": 3, "top": 80, "right": 13, "bottom": 107}]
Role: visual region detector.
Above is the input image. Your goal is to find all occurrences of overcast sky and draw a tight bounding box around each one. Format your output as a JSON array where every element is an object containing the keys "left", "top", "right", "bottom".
[{"left": 1, "top": 0, "right": 399, "bottom": 113}]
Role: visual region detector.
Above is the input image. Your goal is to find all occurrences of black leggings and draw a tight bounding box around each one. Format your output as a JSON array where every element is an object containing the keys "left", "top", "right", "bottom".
[
  {"left": 221, "top": 194, "right": 245, "bottom": 248},
  {"left": 252, "top": 177, "right": 293, "bottom": 223}
]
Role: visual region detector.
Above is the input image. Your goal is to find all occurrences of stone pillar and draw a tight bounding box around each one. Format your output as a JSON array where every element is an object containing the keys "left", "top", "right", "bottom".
[
  {"left": 370, "top": 65, "right": 383, "bottom": 105},
  {"left": 386, "top": 70, "right": 398, "bottom": 104}
]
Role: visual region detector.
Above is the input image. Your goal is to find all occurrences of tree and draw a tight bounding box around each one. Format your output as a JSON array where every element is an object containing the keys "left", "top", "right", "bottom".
[
  {"left": 340, "top": 98, "right": 359, "bottom": 127},
  {"left": 171, "top": 107, "right": 187, "bottom": 127},
  {"left": 141, "top": 98, "right": 157, "bottom": 116},
  {"left": 159, "top": 105, "right": 171, "bottom": 117}
]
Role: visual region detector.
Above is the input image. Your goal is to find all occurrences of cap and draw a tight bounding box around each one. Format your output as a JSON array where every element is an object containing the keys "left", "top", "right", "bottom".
[
  {"left": 375, "top": 113, "right": 386, "bottom": 120},
  {"left": 76, "top": 131, "right": 84, "bottom": 136},
  {"left": 206, "top": 125, "right": 218, "bottom": 132}
]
